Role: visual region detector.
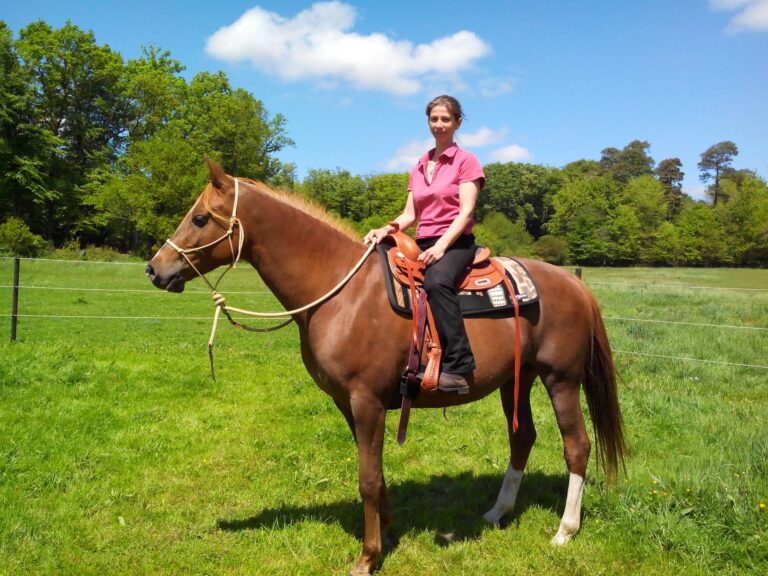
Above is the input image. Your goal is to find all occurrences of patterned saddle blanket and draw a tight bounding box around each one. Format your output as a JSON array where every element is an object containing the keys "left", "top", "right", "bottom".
[{"left": 375, "top": 237, "right": 539, "bottom": 316}]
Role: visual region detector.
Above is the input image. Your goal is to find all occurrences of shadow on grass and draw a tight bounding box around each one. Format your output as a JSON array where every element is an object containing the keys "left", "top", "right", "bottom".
[{"left": 217, "top": 470, "right": 567, "bottom": 548}]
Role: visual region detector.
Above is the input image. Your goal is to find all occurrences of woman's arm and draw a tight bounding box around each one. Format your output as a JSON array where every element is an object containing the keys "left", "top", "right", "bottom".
[{"left": 417, "top": 180, "right": 480, "bottom": 265}]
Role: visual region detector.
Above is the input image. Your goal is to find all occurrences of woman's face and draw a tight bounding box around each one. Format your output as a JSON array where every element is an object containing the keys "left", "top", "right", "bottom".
[{"left": 428, "top": 104, "right": 461, "bottom": 142}]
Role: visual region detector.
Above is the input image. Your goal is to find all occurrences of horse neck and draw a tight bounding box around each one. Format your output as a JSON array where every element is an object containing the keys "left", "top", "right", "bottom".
[{"left": 239, "top": 185, "right": 364, "bottom": 312}]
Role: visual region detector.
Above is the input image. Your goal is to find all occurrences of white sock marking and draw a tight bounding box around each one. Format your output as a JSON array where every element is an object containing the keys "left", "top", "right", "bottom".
[
  {"left": 551, "top": 472, "right": 585, "bottom": 545},
  {"left": 483, "top": 464, "right": 524, "bottom": 526}
]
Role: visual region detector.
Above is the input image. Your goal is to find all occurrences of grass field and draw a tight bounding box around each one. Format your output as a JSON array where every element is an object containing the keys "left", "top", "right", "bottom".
[{"left": 1, "top": 257, "right": 766, "bottom": 575}]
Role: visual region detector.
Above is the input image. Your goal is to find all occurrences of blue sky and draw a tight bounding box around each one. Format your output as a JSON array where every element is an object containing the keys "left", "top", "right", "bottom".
[{"left": 3, "top": 1, "right": 767, "bottom": 198}]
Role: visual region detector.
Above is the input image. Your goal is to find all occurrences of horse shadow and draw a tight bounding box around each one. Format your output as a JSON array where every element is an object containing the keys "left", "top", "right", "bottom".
[{"left": 217, "top": 470, "right": 568, "bottom": 548}]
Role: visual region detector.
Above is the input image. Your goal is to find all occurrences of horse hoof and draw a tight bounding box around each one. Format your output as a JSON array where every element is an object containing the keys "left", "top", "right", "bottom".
[
  {"left": 482, "top": 510, "right": 501, "bottom": 527},
  {"left": 348, "top": 568, "right": 371, "bottom": 576},
  {"left": 550, "top": 531, "right": 572, "bottom": 546}
]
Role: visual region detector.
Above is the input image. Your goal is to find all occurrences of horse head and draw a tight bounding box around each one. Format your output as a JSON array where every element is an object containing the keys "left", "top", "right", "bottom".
[{"left": 146, "top": 161, "right": 243, "bottom": 293}]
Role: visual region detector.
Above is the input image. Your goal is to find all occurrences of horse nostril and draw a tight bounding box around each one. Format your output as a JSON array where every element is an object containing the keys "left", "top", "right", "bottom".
[{"left": 145, "top": 264, "right": 154, "bottom": 277}]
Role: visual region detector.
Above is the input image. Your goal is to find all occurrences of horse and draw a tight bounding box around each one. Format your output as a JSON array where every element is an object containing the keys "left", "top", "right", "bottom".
[{"left": 146, "top": 162, "right": 625, "bottom": 576}]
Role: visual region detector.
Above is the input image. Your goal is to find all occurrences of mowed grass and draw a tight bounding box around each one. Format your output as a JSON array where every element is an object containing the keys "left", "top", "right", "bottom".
[{"left": 1, "top": 257, "right": 766, "bottom": 575}]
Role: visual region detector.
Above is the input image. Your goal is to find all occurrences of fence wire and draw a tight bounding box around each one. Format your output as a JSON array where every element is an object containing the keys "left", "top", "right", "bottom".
[{"left": 3, "top": 258, "right": 767, "bottom": 369}]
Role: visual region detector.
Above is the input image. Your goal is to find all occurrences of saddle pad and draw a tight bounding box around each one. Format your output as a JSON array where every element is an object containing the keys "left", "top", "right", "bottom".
[{"left": 375, "top": 244, "right": 539, "bottom": 317}]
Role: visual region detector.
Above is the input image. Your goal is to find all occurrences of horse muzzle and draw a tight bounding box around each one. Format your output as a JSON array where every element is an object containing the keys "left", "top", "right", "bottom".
[{"left": 145, "top": 263, "right": 187, "bottom": 293}]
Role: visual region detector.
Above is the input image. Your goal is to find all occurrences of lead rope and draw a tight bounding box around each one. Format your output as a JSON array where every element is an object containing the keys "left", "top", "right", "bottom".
[{"left": 164, "top": 178, "right": 377, "bottom": 379}]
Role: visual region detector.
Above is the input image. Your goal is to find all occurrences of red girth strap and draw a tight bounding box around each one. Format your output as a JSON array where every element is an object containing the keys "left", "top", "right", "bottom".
[{"left": 492, "top": 260, "right": 522, "bottom": 432}]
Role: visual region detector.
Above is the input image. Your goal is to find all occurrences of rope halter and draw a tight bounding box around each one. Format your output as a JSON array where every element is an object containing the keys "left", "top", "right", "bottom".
[
  {"left": 164, "top": 178, "right": 245, "bottom": 293},
  {"left": 160, "top": 176, "right": 376, "bottom": 380}
]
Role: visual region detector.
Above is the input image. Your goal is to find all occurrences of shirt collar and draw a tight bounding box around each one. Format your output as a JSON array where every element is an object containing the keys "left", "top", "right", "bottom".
[{"left": 417, "top": 142, "right": 459, "bottom": 169}]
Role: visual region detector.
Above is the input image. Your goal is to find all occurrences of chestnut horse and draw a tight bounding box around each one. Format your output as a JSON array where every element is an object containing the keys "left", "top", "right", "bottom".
[{"left": 146, "top": 163, "right": 625, "bottom": 576}]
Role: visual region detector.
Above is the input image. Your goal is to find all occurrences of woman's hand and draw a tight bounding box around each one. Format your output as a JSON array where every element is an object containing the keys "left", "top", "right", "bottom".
[
  {"left": 418, "top": 244, "right": 446, "bottom": 266},
  {"left": 364, "top": 226, "right": 391, "bottom": 245}
]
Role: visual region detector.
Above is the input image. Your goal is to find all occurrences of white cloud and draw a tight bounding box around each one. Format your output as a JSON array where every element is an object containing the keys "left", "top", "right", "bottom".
[
  {"left": 683, "top": 183, "right": 709, "bottom": 201},
  {"left": 488, "top": 144, "right": 533, "bottom": 163},
  {"left": 457, "top": 127, "right": 507, "bottom": 148},
  {"left": 711, "top": 0, "right": 768, "bottom": 32},
  {"left": 205, "top": 2, "right": 491, "bottom": 95},
  {"left": 384, "top": 138, "right": 433, "bottom": 171},
  {"left": 383, "top": 127, "right": 506, "bottom": 171}
]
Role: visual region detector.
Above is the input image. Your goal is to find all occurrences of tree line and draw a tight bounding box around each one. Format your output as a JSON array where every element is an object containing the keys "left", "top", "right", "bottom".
[{"left": 1, "top": 20, "right": 767, "bottom": 267}]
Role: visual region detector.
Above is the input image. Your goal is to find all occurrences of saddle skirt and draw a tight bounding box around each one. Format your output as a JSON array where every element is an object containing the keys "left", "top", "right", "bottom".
[{"left": 376, "top": 232, "right": 539, "bottom": 317}]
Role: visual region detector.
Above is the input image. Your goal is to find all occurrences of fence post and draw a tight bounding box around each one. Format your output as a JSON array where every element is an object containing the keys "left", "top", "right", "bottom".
[
  {"left": 11, "top": 257, "right": 19, "bottom": 342},
  {"left": 575, "top": 267, "right": 582, "bottom": 279}
]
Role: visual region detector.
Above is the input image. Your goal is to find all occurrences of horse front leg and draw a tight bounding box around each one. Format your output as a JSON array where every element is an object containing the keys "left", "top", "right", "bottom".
[
  {"left": 334, "top": 398, "right": 394, "bottom": 547},
  {"left": 348, "top": 392, "right": 387, "bottom": 576}
]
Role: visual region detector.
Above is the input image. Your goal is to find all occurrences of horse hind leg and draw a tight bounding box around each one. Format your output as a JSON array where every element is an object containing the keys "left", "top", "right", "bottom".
[
  {"left": 484, "top": 368, "right": 537, "bottom": 526},
  {"left": 543, "top": 371, "right": 591, "bottom": 545}
]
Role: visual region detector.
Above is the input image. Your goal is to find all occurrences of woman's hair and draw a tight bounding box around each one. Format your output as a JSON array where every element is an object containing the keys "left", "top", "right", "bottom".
[{"left": 425, "top": 95, "right": 464, "bottom": 121}]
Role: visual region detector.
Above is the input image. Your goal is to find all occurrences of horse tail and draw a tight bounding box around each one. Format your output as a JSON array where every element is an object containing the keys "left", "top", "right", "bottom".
[{"left": 581, "top": 286, "right": 626, "bottom": 481}]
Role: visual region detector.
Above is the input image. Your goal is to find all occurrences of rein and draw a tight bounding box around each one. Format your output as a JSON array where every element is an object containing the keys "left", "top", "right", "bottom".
[{"left": 163, "top": 177, "right": 376, "bottom": 379}]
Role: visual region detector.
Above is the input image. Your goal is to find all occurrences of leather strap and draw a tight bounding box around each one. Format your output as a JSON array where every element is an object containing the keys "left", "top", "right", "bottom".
[{"left": 492, "top": 260, "right": 522, "bottom": 433}]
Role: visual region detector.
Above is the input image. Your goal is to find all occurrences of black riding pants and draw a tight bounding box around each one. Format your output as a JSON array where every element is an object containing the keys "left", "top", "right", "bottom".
[{"left": 416, "top": 234, "right": 477, "bottom": 374}]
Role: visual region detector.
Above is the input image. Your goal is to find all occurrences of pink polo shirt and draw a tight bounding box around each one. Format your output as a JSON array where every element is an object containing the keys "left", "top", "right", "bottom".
[{"left": 408, "top": 143, "right": 485, "bottom": 239}]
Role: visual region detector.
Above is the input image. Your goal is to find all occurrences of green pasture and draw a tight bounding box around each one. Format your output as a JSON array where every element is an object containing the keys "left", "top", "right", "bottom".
[{"left": 1, "top": 257, "right": 766, "bottom": 575}]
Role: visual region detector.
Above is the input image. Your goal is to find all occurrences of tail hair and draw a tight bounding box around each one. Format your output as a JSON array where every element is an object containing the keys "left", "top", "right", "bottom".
[{"left": 582, "top": 287, "right": 626, "bottom": 480}]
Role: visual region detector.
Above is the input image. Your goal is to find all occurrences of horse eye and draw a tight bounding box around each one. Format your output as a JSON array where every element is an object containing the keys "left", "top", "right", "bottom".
[{"left": 192, "top": 214, "right": 209, "bottom": 228}]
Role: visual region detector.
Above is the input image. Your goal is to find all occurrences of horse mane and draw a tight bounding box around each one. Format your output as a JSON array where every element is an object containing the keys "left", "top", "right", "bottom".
[{"left": 205, "top": 177, "right": 361, "bottom": 242}]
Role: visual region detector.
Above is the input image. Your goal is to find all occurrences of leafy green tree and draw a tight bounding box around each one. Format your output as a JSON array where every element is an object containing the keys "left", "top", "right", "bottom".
[
  {"left": 606, "top": 205, "right": 641, "bottom": 263},
  {"left": 13, "top": 20, "right": 129, "bottom": 242},
  {"left": 599, "top": 140, "right": 655, "bottom": 184},
  {"left": 123, "top": 46, "right": 186, "bottom": 143},
  {"left": 0, "top": 22, "right": 58, "bottom": 227},
  {"left": 532, "top": 235, "right": 569, "bottom": 264},
  {"left": 698, "top": 141, "right": 738, "bottom": 206},
  {"left": 302, "top": 168, "right": 367, "bottom": 221},
  {"left": 364, "top": 172, "right": 409, "bottom": 221},
  {"left": 561, "top": 159, "right": 601, "bottom": 182},
  {"left": 177, "top": 71, "right": 295, "bottom": 181},
  {"left": 474, "top": 211, "right": 533, "bottom": 257},
  {"left": 547, "top": 176, "right": 619, "bottom": 264},
  {"left": 647, "top": 221, "right": 685, "bottom": 265},
  {"left": 716, "top": 175, "right": 768, "bottom": 266},
  {"left": 677, "top": 203, "right": 730, "bottom": 265},
  {"left": 478, "top": 162, "right": 562, "bottom": 238},
  {"left": 621, "top": 175, "right": 666, "bottom": 259},
  {"left": 655, "top": 158, "right": 685, "bottom": 219}
]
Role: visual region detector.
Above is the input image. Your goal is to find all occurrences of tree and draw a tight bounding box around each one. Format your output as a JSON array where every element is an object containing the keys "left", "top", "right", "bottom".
[
  {"left": 532, "top": 235, "right": 568, "bottom": 264},
  {"left": 547, "top": 176, "right": 619, "bottom": 264},
  {"left": 0, "top": 22, "right": 56, "bottom": 226},
  {"left": 677, "top": 203, "right": 730, "bottom": 265},
  {"left": 698, "top": 141, "right": 738, "bottom": 206},
  {"left": 716, "top": 175, "right": 768, "bottom": 266},
  {"left": 478, "top": 162, "right": 562, "bottom": 238},
  {"left": 655, "top": 157, "right": 685, "bottom": 219},
  {"left": 621, "top": 175, "right": 667, "bottom": 260},
  {"left": 647, "top": 222, "right": 685, "bottom": 265},
  {"left": 13, "top": 20, "right": 130, "bottom": 242},
  {"left": 177, "top": 71, "right": 294, "bottom": 182},
  {"left": 599, "top": 140, "right": 655, "bottom": 184},
  {"left": 606, "top": 205, "right": 641, "bottom": 264},
  {"left": 122, "top": 45, "right": 186, "bottom": 143},
  {"left": 302, "top": 168, "right": 366, "bottom": 221},
  {"left": 474, "top": 211, "right": 533, "bottom": 257}
]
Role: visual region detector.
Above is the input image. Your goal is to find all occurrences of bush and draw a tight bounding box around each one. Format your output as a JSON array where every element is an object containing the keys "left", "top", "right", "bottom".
[
  {"left": 532, "top": 235, "right": 569, "bottom": 264},
  {"left": 0, "top": 217, "right": 47, "bottom": 257}
]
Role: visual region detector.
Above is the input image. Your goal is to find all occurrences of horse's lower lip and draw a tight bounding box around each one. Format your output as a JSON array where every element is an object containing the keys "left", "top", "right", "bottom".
[{"left": 166, "top": 277, "right": 186, "bottom": 293}]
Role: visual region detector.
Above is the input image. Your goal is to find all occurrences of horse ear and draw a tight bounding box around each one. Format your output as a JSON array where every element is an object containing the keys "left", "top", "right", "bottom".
[{"left": 206, "top": 158, "right": 227, "bottom": 190}]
